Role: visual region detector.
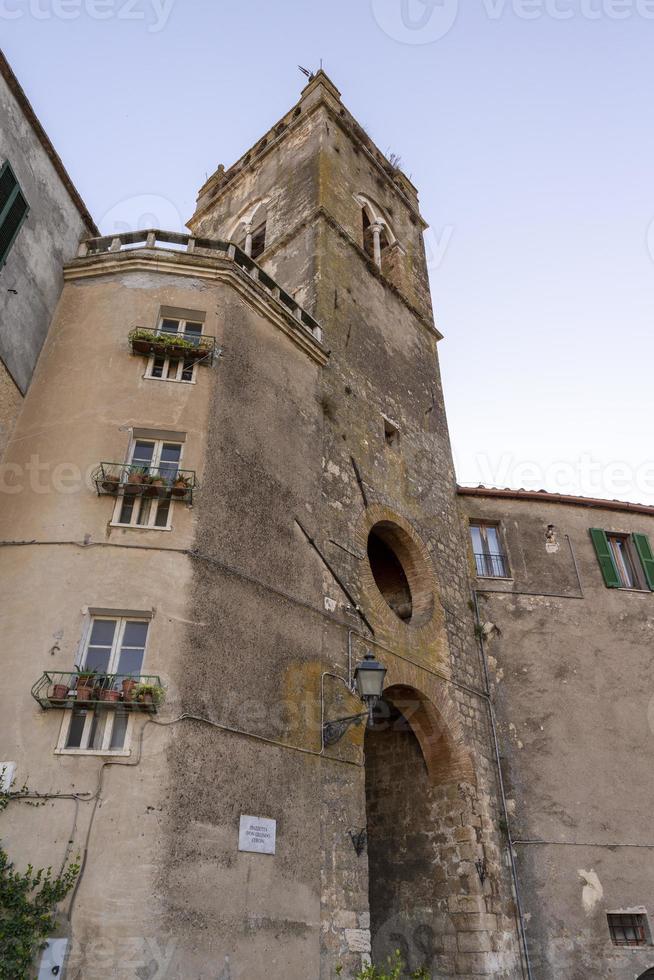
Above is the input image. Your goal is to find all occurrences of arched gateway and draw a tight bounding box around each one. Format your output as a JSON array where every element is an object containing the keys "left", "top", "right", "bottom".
[{"left": 365, "top": 684, "right": 480, "bottom": 974}]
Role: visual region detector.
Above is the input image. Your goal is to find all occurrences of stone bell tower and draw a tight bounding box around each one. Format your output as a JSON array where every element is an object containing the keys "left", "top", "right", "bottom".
[{"left": 182, "top": 72, "right": 524, "bottom": 978}]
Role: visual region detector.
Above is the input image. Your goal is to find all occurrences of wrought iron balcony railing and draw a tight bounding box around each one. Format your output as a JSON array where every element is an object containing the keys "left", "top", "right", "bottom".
[
  {"left": 474, "top": 552, "right": 509, "bottom": 578},
  {"left": 128, "top": 326, "right": 217, "bottom": 364},
  {"left": 92, "top": 463, "right": 198, "bottom": 503},
  {"left": 31, "top": 671, "right": 165, "bottom": 713}
]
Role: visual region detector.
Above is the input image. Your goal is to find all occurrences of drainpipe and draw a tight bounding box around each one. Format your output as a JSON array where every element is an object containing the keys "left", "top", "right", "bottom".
[{"left": 473, "top": 589, "right": 534, "bottom": 980}]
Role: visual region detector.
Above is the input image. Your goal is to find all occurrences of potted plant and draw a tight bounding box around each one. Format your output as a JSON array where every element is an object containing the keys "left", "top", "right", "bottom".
[
  {"left": 100, "top": 686, "right": 121, "bottom": 703},
  {"left": 74, "top": 667, "right": 96, "bottom": 702},
  {"left": 121, "top": 676, "right": 137, "bottom": 701},
  {"left": 130, "top": 328, "right": 155, "bottom": 354},
  {"left": 50, "top": 682, "right": 70, "bottom": 702},
  {"left": 134, "top": 682, "right": 165, "bottom": 709},
  {"left": 125, "top": 467, "right": 150, "bottom": 494},
  {"left": 171, "top": 474, "right": 191, "bottom": 498},
  {"left": 146, "top": 475, "right": 167, "bottom": 497},
  {"left": 101, "top": 471, "right": 121, "bottom": 493}
]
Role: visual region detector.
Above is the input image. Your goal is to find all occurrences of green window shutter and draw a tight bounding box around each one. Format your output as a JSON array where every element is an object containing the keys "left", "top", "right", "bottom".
[
  {"left": 0, "top": 161, "right": 29, "bottom": 269},
  {"left": 589, "top": 528, "right": 621, "bottom": 588},
  {"left": 632, "top": 533, "right": 654, "bottom": 590}
]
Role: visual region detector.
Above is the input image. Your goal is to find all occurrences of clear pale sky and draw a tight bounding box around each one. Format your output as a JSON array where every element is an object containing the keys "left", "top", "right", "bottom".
[{"left": 4, "top": 0, "right": 654, "bottom": 503}]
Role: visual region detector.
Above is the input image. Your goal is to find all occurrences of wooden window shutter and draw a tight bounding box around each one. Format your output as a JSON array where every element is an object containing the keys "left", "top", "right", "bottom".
[
  {"left": 589, "top": 529, "right": 621, "bottom": 588},
  {"left": 0, "top": 161, "right": 29, "bottom": 269},
  {"left": 632, "top": 533, "right": 654, "bottom": 591}
]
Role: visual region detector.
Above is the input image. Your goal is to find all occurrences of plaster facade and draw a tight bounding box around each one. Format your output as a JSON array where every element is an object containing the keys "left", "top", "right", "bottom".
[
  {"left": 0, "top": 49, "right": 96, "bottom": 455},
  {"left": 459, "top": 487, "right": 654, "bottom": 980}
]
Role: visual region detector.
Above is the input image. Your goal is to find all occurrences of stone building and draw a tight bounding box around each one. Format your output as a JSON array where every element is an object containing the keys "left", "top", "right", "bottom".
[
  {"left": 0, "top": 49, "right": 97, "bottom": 457},
  {"left": 1, "top": 55, "right": 653, "bottom": 980},
  {"left": 0, "top": 69, "right": 523, "bottom": 979},
  {"left": 458, "top": 486, "right": 654, "bottom": 980}
]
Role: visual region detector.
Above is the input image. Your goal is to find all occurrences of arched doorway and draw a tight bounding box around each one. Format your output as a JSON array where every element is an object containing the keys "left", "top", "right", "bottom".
[{"left": 364, "top": 685, "right": 476, "bottom": 973}]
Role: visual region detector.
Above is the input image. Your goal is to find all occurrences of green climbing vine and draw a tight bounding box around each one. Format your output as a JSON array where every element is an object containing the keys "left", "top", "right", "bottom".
[
  {"left": 337, "top": 951, "right": 430, "bottom": 979},
  {"left": 0, "top": 782, "right": 80, "bottom": 979}
]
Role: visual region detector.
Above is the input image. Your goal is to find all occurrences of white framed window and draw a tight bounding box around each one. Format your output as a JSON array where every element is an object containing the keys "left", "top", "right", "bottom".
[
  {"left": 58, "top": 616, "right": 150, "bottom": 755},
  {"left": 470, "top": 522, "right": 510, "bottom": 578},
  {"left": 112, "top": 438, "right": 183, "bottom": 530},
  {"left": 145, "top": 316, "right": 204, "bottom": 384}
]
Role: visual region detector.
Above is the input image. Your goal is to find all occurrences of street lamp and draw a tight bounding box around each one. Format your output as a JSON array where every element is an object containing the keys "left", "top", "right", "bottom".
[
  {"left": 354, "top": 651, "right": 387, "bottom": 723},
  {"left": 322, "top": 651, "right": 387, "bottom": 747}
]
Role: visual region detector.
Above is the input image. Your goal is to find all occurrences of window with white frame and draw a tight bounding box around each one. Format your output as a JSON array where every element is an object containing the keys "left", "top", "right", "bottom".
[
  {"left": 113, "top": 438, "right": 183, "bottom": 530},
  {"left": 60, "top": 616, "right": 150, "bottom": 753},
  {"left": 145, "top": 316, "right": 204, "bottom": 383}
]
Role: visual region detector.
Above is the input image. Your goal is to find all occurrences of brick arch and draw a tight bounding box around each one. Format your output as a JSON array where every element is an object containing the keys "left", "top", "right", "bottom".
[
  {"left": 382, "top": 683, "right": 476, "bottom": 787},
  {"left": 355, "top": 504, "right": 445, "bottom": 638}
]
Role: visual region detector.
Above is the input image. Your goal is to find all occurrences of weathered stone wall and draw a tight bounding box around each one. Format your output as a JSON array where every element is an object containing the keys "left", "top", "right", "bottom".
[
  {"left": 0, "top": 59, "right": 93, "bottom": 406},
  {"left": 459, "top": 490, "right": 654, "bottom": 979},
  {"left": 185, "top": 73, "right": 521, "bottom": 977}
]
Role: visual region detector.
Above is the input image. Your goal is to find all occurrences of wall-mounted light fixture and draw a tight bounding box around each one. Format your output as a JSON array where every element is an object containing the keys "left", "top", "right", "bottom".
[{"left": 322, "top": 651, "right": 386, "bottom": 746}]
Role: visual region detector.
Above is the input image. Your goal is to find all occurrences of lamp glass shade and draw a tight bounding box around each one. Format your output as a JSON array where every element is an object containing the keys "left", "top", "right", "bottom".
[{"left": 354, "top": 652, "right": 386, "bottom": 700}]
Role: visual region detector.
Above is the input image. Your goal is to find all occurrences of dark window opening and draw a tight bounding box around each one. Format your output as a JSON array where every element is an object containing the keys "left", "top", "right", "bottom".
[
  {"left": 383, "top": 417, "right": 400, "bottom": 448},
  {"left": 367, "top": 530, "right": 412, "bottom": 621},
  {"left": 250, "top": 221, "right": 266, "bottom": 259},
  {"left": 608, "top": 913, "right": 649, "bottom": 947}
]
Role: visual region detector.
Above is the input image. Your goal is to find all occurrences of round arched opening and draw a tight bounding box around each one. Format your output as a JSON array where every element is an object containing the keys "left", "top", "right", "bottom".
[{"left": 366, "top": 521, "right": 433, "bottom": 626}]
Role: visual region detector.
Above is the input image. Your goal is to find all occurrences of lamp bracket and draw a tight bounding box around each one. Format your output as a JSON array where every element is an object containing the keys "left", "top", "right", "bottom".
[{"left": 322, "top": 712, "right": 368, "bottom": 746}]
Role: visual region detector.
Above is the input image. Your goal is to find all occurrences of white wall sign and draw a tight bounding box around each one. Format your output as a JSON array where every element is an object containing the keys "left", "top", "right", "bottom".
[{"left": 239, "top": 815, "right": 276, "bottom": 855}]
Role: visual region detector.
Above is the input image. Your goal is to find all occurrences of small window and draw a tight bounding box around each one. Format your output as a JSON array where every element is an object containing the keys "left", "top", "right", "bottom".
[
  {"left": 608, "top": 534, "right": 643, "bottom": 589},
  {"left": 470, "top": 522, "right": 509, "bottom": 578},
  {"left": 383, "top": 416, "right": 400, "bottom": 448},
  {"left": 60, "top": 616, "right": 150, "bottom": 753},
  {"left": 607, "top": 912, "right": 650, "bottom": 947},
  {"left": 0, "top": 161, "right": 29, "bottom": 269},
  {"left": 590, "top": 529, "right": 654, "bottom": 591},
  {"left": 113, "top": 439, "right": 182, "bottom": 530},
  {"left": 250, "top": 220, "right": 266, "bottom": 259},
  {"left": 145, "top": 317, "right": 203, "bottom": 383},
  {"left": 362, "top": 208, "right": 389, "bottom": 266}
]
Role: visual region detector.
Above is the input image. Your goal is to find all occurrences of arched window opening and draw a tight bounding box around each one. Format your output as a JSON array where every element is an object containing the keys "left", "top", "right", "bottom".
[
  {"left": 367, "top": 529, "right": 412, "bottom": 621},
  {"left": 233, "top": 201, "right": 268, "bottom": 259},
  {"left": 250, "top": 218, "right": 266, "bottom": 259},
  {"left": 366, "top": 520, "right": 434, "bottom": 627},
  {"left": 362, "top": 208, "right": 389, "bottom": 269}
]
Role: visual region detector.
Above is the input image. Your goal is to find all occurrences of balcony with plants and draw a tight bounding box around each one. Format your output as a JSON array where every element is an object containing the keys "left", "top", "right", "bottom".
[
  {"left": 91, "top": 462, "right": 198, "bottom": 503},
  {"left": 31, "top": 670, "right": 165, "bottom": 712},
  {"left": 128, "top": 326, "right": 217, "bottom": 364}
]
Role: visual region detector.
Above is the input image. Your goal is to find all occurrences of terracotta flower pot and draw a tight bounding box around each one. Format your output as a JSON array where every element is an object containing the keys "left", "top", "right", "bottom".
[
  {"left": 146, "top": 478, "right": 167, "bottom": 498},
  {"left": 100, "top": 689, "right": 121, "bottom": 703},
  {"left": 172, "top": 482, "right": 189, "bottom": 497},
  {"left": 132, "top": 338, "right": 152, "bottom": 354},
  {"left": 121, "top": 679, "right": 137, "bottom": 700},
  {"left": 75, "top": 684, "right": 93, "bottom": 702},
  {"left": 51, "top": 683, "right": 69, "bottom": 701},
  {"left": 101, "top": 476, "right": 120, "bottom": 493}
]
